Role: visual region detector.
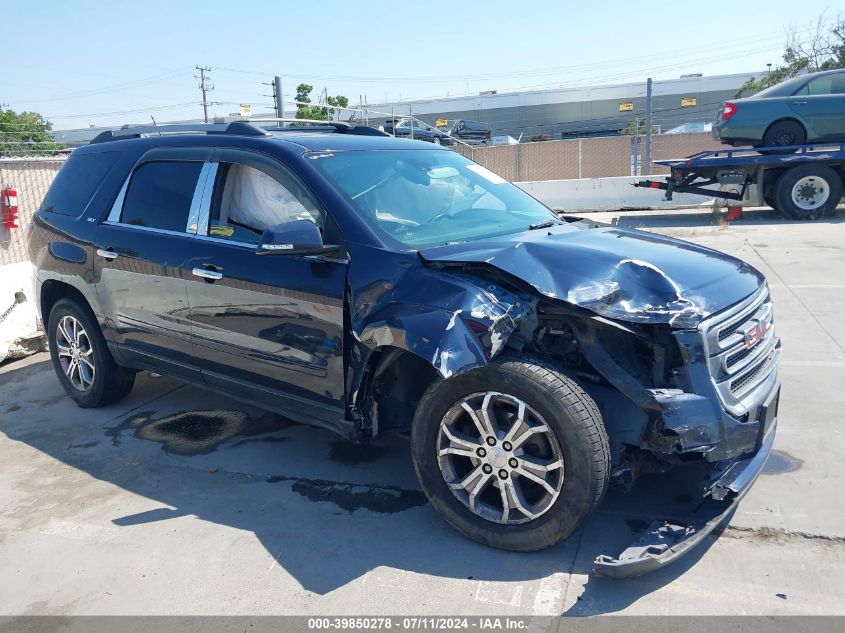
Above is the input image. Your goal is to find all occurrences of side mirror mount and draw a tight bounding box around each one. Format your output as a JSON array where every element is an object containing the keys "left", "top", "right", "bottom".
[{"left": 257, "top": 220, "right": 338, "bottom": 256}]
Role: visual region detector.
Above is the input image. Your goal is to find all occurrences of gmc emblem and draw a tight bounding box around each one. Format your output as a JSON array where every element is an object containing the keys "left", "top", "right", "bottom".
[{"left": 744, "top": 315, "right": 771, "bottom": 349}]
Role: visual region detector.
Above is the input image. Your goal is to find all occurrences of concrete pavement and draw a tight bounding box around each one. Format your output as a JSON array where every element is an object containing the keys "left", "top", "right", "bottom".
[{"left": 1, "top": 208, "right": 844, "bottom": 615}]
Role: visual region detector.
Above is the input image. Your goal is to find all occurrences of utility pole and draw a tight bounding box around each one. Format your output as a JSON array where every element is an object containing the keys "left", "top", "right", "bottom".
[
  {"left": 261, "top": 76, "right": 285, "bottom": 122},
  {"left": 321, "top": 87, "right": 329, "bottom": 120},
  {"left": 632, "top": 116, "right": 641, "bottom": 176},
  {"left": 274, "top": 76, "right": 283, "bottom": 120},
  {"left": 644, "top": 77, "right": 653, "bottom": 174},
  {"left": 195, "top": 66, "right": 213, "bottom": 123}
]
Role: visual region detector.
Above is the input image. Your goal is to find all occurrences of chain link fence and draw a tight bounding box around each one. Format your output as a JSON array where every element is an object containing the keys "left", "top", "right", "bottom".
[
  {"left": 0, "top": 158, "right": 65, "bottom": 267},
  {"left": 455, "top": 131, "right": 726, "bottom": 181}
]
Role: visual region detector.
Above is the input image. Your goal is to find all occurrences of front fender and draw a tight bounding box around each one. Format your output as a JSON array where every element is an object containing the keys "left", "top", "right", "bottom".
[
  {"left": 345, "top": 244, "right": 536, "bottom": 408},
  {"left": 356, "top": 303, "right": 489, "bottom": 379}
]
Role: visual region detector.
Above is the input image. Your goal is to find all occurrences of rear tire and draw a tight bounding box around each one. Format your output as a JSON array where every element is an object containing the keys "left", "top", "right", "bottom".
[
  {"left": 47, "top": 298, "right": 135, "bottom": 407},
  {"left": 774, "top": 164, "right": 843, "bottom": 221},
  {"left": 410, "top": 355, "right": 609, "bottom": 552},
  {"left": 761, "top": 120, "right": 806, "bottom": 152}
]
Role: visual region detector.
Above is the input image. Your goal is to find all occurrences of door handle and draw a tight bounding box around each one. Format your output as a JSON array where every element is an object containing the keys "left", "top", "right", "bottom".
[
  {"left": 96, "top": 248, "right": 119, "bottom": 260},
  {"left": 192, "top": 267, "right": 223, "bottom": 281},
  {"left": 792, "top": 101, "right": 808, "bottom": 105}
]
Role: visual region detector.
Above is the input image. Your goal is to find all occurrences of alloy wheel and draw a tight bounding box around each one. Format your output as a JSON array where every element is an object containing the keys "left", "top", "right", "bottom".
[
  {"left": 56, "top": 315, "right": 96, "bottom": 391},
  {"left": 774, "top": 130, "right": 797, "bottom": 145},
  {"left": 437, "top": 391, "right": 564, "bottom": 525}
]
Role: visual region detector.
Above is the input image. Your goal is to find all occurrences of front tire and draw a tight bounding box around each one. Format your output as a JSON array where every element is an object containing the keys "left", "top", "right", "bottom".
[
  {"left": 48, "top": 298, "right": 136, "bottom": 407},
  {"left": 410, "top": 356, "right": 610, "bottom": 552}
]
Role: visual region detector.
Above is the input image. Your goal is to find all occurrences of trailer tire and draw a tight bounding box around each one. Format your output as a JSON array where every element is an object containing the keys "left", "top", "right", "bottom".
[
  {"left": 774, "top": 164, "right": 843, "bottom": 220},
  {"left": 762, "top": 172, "right": 784, "bottom": 216},
  {"left": 763, "top": 193, "right": 786, "bottom": 217}
]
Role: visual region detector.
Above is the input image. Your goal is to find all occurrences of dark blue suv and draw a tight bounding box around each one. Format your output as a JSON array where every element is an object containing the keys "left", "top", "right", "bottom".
[{"left": 29, "top": 122, "right": 781, "bottom": 577}]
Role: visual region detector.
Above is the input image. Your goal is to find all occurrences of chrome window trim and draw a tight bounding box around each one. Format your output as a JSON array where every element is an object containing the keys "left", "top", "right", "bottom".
[
  {"left": 105, "top": 177, "right": 130, "bottom": 223},
  {"left": 103, "top": 159, "right": 209, "bottom": 234},
  {"left": 99, "top": 222, "right": 198, "bottom": 239},
  {"left": 194, "top": 234, "right": 259, "bottom": 249},
  {"left": 194, "top": 162, "right": 218, "bottom": 236},
  {"left": 187, "top": 162, "right": 215, "bottom": 234}
]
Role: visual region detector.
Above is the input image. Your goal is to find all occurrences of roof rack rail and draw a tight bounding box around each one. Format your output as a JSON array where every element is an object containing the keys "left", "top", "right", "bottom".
[
  {"left": 246, "top": 118, "right": 390, "bottom": 137},
  {"left": 90, "top": 121, "right": 269, "bottom": 144}
]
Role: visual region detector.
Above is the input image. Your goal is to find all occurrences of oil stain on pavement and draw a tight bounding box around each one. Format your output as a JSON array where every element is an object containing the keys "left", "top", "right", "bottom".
[
  {"left": 328, "top": 440, "right": 390, "bottom": 465},
  {"left": 266, "top": 474, "right": 427, "bottom": 514},
  {"left": 105, "top": 409, "right": 294, "bottom": 456},
  {"left": 104, "top": 407, "right": 425, "bottom": 514}
]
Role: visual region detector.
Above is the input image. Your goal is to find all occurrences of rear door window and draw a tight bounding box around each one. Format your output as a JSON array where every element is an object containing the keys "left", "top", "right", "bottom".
[
  {"left": 40, "top": 151, "right": 120, "bottom": 216},
  {"left": 120, "top": 161, "right": 203, "bottom": 232}
]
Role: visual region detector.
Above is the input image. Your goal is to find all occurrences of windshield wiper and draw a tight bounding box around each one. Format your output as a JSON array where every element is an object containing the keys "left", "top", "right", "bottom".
[{"left": 528, "top": 220, "right": 559, "bottom": 230}]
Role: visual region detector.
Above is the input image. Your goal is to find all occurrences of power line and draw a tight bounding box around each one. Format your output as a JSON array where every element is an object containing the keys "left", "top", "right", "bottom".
[
  {"left": 210, "top": 30, "right": 792, "bottom": 86},
  {"left": 44, "top": 101, "right": 201, "bottom": 119},
  {"left": 6, "top": 67, "right": 193, "bottom": 105}
]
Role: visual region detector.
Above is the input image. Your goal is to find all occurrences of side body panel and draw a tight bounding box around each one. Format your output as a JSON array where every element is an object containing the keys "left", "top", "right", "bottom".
[
  {"left": 187, "top": 238, "right": 347, "bottom": 426},
  {"left": 93, "top": 223, "right": 198, "bottom": 379},
  {"left": 790, "top": 94, "right": 845, "bottom": 139}
]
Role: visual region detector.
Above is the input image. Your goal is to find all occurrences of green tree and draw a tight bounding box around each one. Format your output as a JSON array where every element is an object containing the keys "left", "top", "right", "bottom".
[
  {"left": 0, "top": 109, "right": 65, "bottom": 157},
  {"left": 294, "top": 83, "right": 349, "bottom": 122},
  {"left": 737, "top": 13, "right": 845, "bottom": 96}
]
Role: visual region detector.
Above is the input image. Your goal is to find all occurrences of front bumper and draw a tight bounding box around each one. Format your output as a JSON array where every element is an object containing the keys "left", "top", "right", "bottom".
[{"left": 593, "top": 382, "right": 779, "bottom": 578}]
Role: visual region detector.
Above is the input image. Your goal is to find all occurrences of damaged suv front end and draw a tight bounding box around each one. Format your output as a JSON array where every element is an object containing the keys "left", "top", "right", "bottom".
[
  {"left": 415, "top": 222, "right": 781, "bottom": 576},
  {"left": 310, "top": 143, "right": 781, "bottom": 577}
]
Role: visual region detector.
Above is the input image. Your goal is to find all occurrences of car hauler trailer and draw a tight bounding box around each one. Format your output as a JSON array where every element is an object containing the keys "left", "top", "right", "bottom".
[{"left": 634, "top": 143, "right": 845, "bottom": 220}]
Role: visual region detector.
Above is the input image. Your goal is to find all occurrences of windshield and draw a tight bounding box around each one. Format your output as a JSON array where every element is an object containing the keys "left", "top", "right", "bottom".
[{"left": 308, "top": 149, "right": 557, "bottom": 248}]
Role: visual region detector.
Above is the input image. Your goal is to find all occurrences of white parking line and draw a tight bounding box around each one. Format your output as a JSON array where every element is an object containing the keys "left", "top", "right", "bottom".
[{"left": 531, "top": 573, "right": 566, "bottom": 615}]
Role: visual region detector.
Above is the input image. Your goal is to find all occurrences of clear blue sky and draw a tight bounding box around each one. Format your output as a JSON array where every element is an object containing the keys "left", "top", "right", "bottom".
[{"left": 4, "top": 0, "right": 840, "bottom": 129}]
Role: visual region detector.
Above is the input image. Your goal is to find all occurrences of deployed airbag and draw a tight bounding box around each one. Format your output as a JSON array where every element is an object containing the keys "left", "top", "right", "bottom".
[{"left": 221, "top": 164, "right": 312, "bottom": 231}]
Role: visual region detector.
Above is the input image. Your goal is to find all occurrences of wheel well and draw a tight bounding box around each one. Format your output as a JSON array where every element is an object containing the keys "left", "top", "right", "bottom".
[
  {"left": 40, "top": 280, "right": 90, "bottom": 328},
  {"left": 363, "top": 347, "right": 440, "bottom": 435},
  {"left": 763, "top": 117, "right": 806, "bottom": 139},
  {"left": 831, "top": 164, "right": 845, "bottom": 191}
]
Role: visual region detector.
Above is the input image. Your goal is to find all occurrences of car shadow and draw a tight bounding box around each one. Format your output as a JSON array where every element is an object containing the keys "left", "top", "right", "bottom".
[{"left": 1, "top": 357, "right": 723, "bottom": 613}]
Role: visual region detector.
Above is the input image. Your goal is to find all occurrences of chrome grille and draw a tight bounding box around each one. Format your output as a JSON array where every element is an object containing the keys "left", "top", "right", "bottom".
[{"left": 699, "top": 285, "right": 781, "bottom": 416}]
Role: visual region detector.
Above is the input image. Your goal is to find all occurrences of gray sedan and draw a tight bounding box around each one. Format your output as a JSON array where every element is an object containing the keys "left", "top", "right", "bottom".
[{"left": 713, "top": 69, "right": 845, "bottom": 148}]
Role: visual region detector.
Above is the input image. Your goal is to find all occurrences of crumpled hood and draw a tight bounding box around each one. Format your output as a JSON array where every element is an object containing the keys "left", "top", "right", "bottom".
[{"left": 419, "top": 220, "right": 765, "bottom": 327}]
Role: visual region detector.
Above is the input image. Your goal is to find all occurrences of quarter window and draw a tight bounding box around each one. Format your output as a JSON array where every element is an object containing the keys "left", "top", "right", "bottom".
[
  {"left": 120, "top": 161, "right": 202, "bottom": 231},
  {"left": 41, "top": 152, "right": 120, "bottom": 216}
]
